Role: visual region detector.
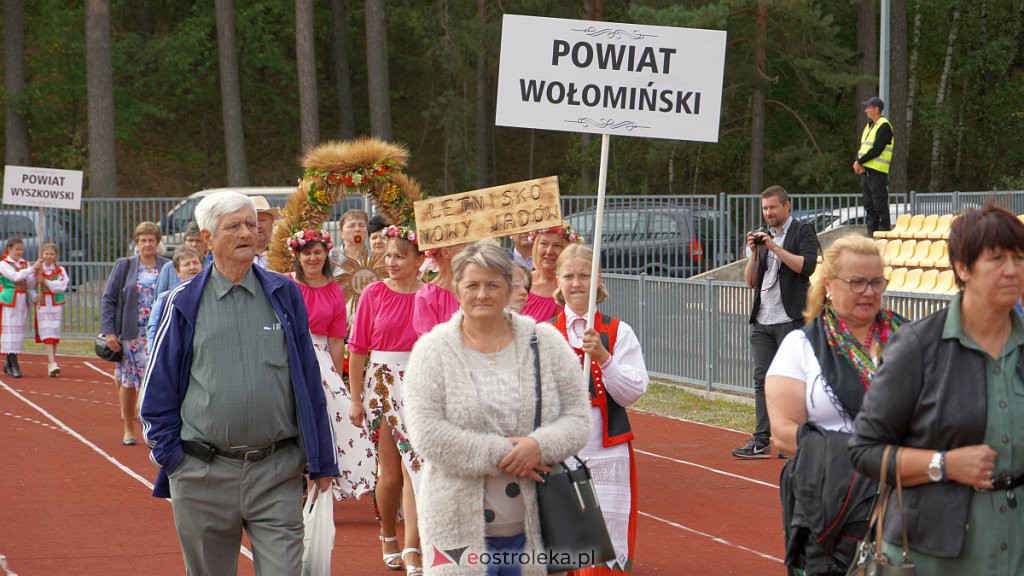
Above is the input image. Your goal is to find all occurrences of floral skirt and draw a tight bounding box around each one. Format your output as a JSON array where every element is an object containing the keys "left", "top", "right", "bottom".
[
  {"left": 311, "top": 334, "right": 375, "bottom": 501},
  {"left": 364, "top": 350, "right": 422, "bottom": 494}
]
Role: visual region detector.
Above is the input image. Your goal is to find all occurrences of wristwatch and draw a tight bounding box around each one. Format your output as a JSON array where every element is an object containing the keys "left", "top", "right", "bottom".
[{"left": 927, "top": 451, "right": 945, "bottom": 483}]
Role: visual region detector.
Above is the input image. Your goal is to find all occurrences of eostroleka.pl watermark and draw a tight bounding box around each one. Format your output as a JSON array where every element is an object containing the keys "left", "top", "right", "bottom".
[{"left": 430, "top": 544, "right": 597, "bottom": 568}]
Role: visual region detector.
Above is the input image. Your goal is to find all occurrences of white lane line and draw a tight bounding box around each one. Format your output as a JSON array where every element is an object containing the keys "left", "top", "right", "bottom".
[
  {"left": 639, "top": 511, "right": 784, "bottom": 564},
  {"left": 16, "top": 389, "right": 118, "bottom": 407},
  {"left": 629, "top": 407, "right": 748, "bottom": 436},
  {"left": 84, "top": 361, "right": 117, "bottom": 381},
  {"left": 0, "top": 553, "right": 19, "bottom": 575},
  {"left": 1, "top": 411, "right": 66, "bottom": 433},
  {"left": 0, "top": 378, "right": 254, "bottom": 563},
  {"left": 634, "top": 449, "right": 779, "bottom": 489}
]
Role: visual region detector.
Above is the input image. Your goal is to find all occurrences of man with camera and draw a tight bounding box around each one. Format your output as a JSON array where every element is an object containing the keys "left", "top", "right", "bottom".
[{"left": 733, "top": 185, "right": 819, "bottom": 459}]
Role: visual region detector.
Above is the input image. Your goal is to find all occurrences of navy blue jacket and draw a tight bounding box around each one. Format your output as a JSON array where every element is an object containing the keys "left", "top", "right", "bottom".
[{"left": 139, "top": 263, "right": 339, "bottom": 498}]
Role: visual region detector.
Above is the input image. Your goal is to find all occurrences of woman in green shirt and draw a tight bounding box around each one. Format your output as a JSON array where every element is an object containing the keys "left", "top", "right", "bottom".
[{"left": 850, "top": 205, "right": 1024, "bottom": 575}]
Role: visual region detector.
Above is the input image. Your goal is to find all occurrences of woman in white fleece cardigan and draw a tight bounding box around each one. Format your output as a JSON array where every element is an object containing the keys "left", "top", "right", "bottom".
[{"left": 405, "top": 241, "right": 591, "bottom": 576}]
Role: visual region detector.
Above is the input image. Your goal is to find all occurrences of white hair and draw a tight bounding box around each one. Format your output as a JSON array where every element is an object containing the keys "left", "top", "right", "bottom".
[{"left": 194, "top": 191, "right": 255, "bottom": 235}]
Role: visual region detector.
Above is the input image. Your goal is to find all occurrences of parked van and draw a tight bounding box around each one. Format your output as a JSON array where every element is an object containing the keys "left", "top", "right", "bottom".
[
  {"left": 160, "top": 187, "right": 369, "bottom": 253},
  {"left": 0, "top": 209, "right": 88, "bottom": 261}
]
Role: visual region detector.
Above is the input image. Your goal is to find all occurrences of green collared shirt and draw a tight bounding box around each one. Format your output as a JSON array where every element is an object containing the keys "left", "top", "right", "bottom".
[
  {"left": 179, "top": 265, "right": 298, "bottom": 449},
  {"left": 885, "top": 293, "right": 1024, "bottom": 573}
]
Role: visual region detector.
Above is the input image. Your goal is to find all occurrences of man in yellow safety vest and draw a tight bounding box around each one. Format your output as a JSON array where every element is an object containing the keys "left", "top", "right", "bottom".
[{"left": 852, "top": 96, "right": 894, "bottom": 235}]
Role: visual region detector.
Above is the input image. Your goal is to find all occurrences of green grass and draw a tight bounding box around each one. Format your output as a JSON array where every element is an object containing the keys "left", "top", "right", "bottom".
[
  {"left": 633, "top": 380, "right": 756, "bottom": 432},
  {"left": 21, "top": 337, "right": 96, "bottom": 358}
]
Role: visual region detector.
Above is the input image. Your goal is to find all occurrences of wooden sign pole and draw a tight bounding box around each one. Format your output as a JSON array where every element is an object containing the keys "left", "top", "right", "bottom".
[{"left": 583, "top": 134, "right": 610, "bottom": 369}]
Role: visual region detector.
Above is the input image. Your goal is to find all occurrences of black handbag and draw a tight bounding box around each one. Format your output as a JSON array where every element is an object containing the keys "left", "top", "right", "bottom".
[
  {"left": 530, "top": 335, "right": 616, "bottom": 573},
  {"left": 94, "top": 334, "right": 123, "bottom": 363},
  {"left": 846, "top": 445, "right": 915, "bottom": 576}
]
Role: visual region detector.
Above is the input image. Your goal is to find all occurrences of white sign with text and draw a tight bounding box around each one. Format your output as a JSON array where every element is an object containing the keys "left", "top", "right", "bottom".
[
  {"left": 495, "top": 14, "right": 726, "bottom": 142},
  {"left": 2, "top": 165, "right": 84, "bottom": 210}
]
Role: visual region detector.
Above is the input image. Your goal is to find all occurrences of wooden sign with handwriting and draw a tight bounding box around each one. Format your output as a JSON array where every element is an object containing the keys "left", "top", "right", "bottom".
[{"left": 413, "top": 176, "right": 561, "bottom": 249}]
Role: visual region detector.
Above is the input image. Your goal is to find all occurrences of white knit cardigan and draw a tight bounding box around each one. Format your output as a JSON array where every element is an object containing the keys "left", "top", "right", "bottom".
[{"left": 404, "top": 311, "right": 591, "bottom": 576}]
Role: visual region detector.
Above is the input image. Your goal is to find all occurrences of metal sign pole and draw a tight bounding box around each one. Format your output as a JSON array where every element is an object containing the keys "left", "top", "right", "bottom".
[{"left": 582, "top": 133, "right": 610, "bottom": 369}]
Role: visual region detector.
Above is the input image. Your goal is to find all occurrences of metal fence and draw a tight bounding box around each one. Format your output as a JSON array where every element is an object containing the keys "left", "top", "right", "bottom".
[
  {"left": 601, "top": 273, "right": 953, "bottom": 395},
  {"left": 5, "top": 191, "right": 1017, "bottom": 352}
]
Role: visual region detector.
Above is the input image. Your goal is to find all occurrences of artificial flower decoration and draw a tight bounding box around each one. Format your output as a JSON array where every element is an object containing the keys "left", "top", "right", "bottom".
[
  {"left": 383, "top": 225, "right": 418, "bottom": 246},
  {"left": 287, "top": 229, "right": 335, "bottom": 256},
  {"left": 528, "top": 222, "right": 585, "bottom": 245}
]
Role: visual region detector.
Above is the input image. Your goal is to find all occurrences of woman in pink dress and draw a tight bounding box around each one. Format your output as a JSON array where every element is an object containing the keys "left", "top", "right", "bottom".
[
  {"left": 412, "top": 243, "right": 465, "bottom": 336},
  {"left": 288, "top": 229, "right": 375, "bottom": 502},
  {"left": 520, "top": 223, "right": 584, "bottom": 322},
  {"left": 348, "top": 225, "right": 425, "bottom": 575}
]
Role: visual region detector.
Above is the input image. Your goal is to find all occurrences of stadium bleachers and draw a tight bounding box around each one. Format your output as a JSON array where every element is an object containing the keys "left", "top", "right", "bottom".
[{"left": 873, "top": 213, "right": 960, "bottom": 295}]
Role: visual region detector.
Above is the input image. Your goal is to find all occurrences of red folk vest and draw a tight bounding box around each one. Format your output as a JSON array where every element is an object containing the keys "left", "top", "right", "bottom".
[{"left": 552, "top": 311, "right": 635, "bottom": 448}]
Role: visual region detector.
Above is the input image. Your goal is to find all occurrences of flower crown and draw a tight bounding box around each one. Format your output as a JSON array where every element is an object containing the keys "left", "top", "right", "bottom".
[
  {"left": 383, "top": 225, "right": 418, "bottom": 245},
  {"left": 528, "top": 223, "right": 584, "bottom": 245},
  {"left": 287, "top": 229, "right": 335, "bottom": 255}
]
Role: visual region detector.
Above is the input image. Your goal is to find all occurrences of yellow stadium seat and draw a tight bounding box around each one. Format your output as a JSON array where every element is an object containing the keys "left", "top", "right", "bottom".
[
  {"left": 883, "top": 266, "right": 892, "bottom": 279},
  {"left": 921, "top": 240, "right": 947, "bottom": 268},
  {"left": 890, "top": 240, "right": 917, "bottom": 267},
  {"left": 882, "top": 239, "right": 902, "bottom": 266},
  {"left": 901, "top": 268, "right": 924, "bottom": 292},
  {"left": 935, "top": 270, "right": 958, "bottom": 294},
  {"left": 887, "top": 267, "right": 908, "bottom": 291},
  {"left": 901, "top": 214, "right": 926, "bottom": 239},
  {"left": 877, "top": 214, "right": 912, "bottom": 239},
  {"left": 874, "top": 238, "right": 889, "bottom": 253},
  {"left": 936, "top": 243, "right": 950, "bottom": 268},
  {"left": 917, "top": 269, "right": 940, "bottom": 293},
  {"left": 913, "top": 215, "right": 939, "bottom": 239},
  {"left": 927, "top": 214, "right": 954, "bottom": 239},
  {"left": 1019, "top": 214, "right": 1024, "bottom": 224},
  {"left": 905, "top": 240, "right": 932, "bottom": 267}
]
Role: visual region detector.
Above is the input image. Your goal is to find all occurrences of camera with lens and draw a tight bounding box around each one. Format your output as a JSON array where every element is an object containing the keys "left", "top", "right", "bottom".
[{"left": 748, "top": 227, "right": 772, "bottom": 245}]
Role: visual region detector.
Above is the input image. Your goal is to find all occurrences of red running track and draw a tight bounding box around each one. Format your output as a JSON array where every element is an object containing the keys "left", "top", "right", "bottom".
[{"left": 0, "top": 355, "right": 787, "bottom": 575}]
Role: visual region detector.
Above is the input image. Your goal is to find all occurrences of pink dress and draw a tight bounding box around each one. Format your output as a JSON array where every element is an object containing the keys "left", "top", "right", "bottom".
[
  {"left": 520, "top": 291, "right": 561, "bottom": 323},
  {"left": 348, "top": 280, "right": 422, "bottom": 487},
  {"left": 293, "top": 278, "right": 374, "bottom": 500},
  {"left": 412, "top": 282, "right": 460, "bottom": 336}
]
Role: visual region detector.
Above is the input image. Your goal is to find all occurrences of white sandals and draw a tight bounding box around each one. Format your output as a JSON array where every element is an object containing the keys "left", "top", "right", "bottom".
[
  {"left": 403, "top": 548, "right": 423, "bottom": 576},
  {"left": 380, "top": 535, "right": 403, "bottom": 571}
]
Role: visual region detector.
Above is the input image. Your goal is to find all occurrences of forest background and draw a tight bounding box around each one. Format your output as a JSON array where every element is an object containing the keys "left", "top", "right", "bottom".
[{"left": 3, "top": 0, "right": 1024, "bottom": 201}]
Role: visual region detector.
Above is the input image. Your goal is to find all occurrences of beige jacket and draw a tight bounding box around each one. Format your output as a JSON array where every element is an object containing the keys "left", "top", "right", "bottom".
[{"left": 404, "top": 311, "right": 591, "bottom": 576}]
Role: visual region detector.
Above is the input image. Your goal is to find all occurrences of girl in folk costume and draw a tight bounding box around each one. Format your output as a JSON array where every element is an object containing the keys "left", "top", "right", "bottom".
[
  {"left": 520, "top": 223, "right": 583, "bottom": 323},
  {"left": 552, "top": 244, "right": 649, "bottom": 575},
  {"left": 35, "top": 243, "right": 69, "bottom": 377},
  {"left": 412, "top": 243, "right": 465, "bottom": 336},
  {"left": 0, "top": 237, "right": 39, "bottom": 378},
  {"left": 348, "top": 225, "right": 425, "bottom": 575},
  {"left": 287, "top": 229, "right": 376, "bottom": 501}
]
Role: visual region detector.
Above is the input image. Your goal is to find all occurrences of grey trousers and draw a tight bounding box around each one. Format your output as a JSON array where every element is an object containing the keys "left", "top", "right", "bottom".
[
  {"left": 750, "top": 319, "right": 804, "bottom": 445},
  {"left": 169, "top": 442, "right": 307, "bottom": 576}
]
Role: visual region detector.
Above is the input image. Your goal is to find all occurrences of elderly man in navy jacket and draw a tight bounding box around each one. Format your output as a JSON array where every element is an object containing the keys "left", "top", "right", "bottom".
[{"left": 141, "top": 191, "right": 338, "bottom": 575}]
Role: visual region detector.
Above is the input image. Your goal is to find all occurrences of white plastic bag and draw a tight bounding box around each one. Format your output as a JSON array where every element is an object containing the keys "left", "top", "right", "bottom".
[{"left": 301, "top": 485, "right": 335, "bottom": 576}]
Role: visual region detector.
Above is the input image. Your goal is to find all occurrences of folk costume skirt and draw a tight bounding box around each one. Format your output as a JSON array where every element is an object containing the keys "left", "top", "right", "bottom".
[
  {"left": 365, "top": 350, "right": 422, "bottom": 493},
  {"left": 310, "top": 333, "right": 376, "bottom": 501}
]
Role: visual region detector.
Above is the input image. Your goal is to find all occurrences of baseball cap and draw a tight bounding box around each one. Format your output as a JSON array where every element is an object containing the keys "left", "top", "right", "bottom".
[{"left": 862, "top": 96, "right": 884, "bottom": 110}]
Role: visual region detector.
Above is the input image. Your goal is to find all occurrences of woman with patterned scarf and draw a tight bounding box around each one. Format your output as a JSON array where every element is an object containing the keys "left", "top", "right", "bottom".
[{"left": 767, "top": 233, "right": 904, "bottom": 576}]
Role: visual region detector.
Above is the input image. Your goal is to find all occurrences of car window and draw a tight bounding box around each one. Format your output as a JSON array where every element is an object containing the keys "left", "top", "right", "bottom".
[
  {"left": 566, "top": 213, "right": 594, "bottom": 239},
  {"left": 648, "top": 212, "right": 680, "bottom": 238},
  {"left": 6, "top": 215, "right": 36, "bottom": 237},
  {"left": 602, "top": 211, "right": 643, "bottom": 241}
]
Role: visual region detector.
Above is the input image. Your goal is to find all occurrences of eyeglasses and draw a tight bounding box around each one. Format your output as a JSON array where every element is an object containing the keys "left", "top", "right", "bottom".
[{"left": 837, "top": 277, "right": 887, "bottom": 294}]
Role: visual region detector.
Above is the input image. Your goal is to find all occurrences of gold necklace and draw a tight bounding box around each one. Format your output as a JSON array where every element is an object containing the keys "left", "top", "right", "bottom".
[{"left": 462, "top": 322, "right": 511, "bottom": 368}]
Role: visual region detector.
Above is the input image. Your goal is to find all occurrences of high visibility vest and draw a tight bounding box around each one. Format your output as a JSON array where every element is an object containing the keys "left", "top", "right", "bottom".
[{"left": 859, "top": 116, "right": 894, "bottom": 174}]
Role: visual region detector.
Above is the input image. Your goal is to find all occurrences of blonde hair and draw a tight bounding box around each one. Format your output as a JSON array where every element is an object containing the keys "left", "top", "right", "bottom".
[
  {"left": 803, "top": 233, "right": 883, "bottom": 323},
  {"left": 41, "top": 243, "right": 59, "bottom": 256},
  {"left": 553, "top": 244, "right": 608, "bottom": 305}
]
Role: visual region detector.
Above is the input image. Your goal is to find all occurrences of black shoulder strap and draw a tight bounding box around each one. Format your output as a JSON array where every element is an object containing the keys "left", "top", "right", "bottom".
[{"left": 532, "top": 332, "right": 542, "bottom": 430}]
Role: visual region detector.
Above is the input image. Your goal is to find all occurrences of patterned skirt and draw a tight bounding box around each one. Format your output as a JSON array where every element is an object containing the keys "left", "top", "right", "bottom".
[
  {"left": 0, "top": 295, "right": 29, "bottom": 353},
  {"left": 364, "top": 350, "right": 422, "bottom": 493},
  {"left": 568, "top": 438, "right": 638, "bottom": 575},
  {"left": 311, "top": 333, "right": 376, "bottom": 501}
]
